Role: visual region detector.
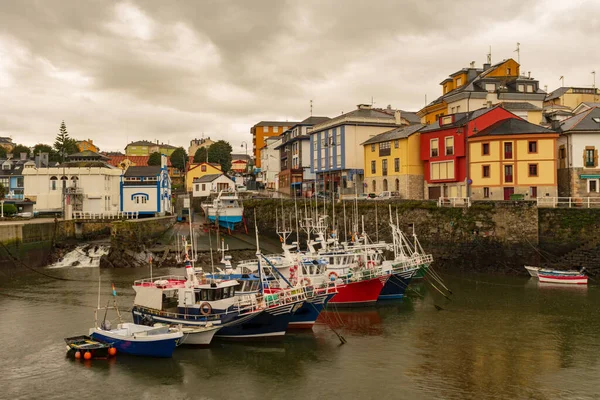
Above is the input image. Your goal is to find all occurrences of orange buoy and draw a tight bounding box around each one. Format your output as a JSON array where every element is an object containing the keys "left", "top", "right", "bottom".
[
  {"left": 83, "top": 351, "right": 92, "bottom": 360},
  {"left": 108, "top": 347, "right": 117, "bottom": 356},
  {"left": 74, "top": 351, "right": 81, "bottom": 359}
]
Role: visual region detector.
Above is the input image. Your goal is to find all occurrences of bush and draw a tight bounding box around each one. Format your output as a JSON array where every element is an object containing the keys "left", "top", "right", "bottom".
[{"left": 2, "top": 204, "right": 17, "bottom": 215}]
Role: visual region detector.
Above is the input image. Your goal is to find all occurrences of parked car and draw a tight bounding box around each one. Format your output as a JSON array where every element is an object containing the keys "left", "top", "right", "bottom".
[
  {"left": 235, "top": 184, "right": 247, "bottom": 192},
  {"left": 356, "top": 193, "right": 376, "bottom": 200},
  {"left": 375, "top": 191, "right": 400, "bottom": 200},
  {"left": 16, "top": 212, "right": 33, "bottom": 218}
]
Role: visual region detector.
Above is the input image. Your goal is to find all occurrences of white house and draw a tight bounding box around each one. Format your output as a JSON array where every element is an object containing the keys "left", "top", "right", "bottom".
[
  {"left": 192, "top": 174, "right": 235, "bottom": 197},
  {"left": 120, "top": 155, "right": 172, "bottom": 216},
  {"left": 557, "top": 106, "right": 600, "bottom": 197},
  {"left": 258, "top": 136, "right": 281, "bottom": 190},
  {"left": 22, "top": 160, "right": 122, "bottom": 217}
]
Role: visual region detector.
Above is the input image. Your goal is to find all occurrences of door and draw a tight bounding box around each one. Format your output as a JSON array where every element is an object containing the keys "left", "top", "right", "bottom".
[
  {"left": 428, "top": 186, "right": 441, "bottom": 200},
  {"left": 503, "top": 187, "right": 514, "bottom": 200}
]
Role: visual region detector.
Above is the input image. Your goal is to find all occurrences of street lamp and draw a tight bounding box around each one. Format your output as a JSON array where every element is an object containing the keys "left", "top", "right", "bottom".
[{"left": 241, "top": 141, "right": 249, "bottom": 174}]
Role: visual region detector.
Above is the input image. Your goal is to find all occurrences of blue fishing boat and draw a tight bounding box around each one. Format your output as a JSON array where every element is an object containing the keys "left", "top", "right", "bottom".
[
  {"left": 201, "top": 192, "right": 243, "bottom": 230},
  {"left": 378, "top": 268, "right": 418, "bottom": 300},
  {"left": 90, "top": 322, "right": 183, "bottom": 358}
]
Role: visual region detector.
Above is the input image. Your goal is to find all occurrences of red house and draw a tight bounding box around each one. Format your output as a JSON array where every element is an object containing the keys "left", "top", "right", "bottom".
[{"left": 420, "top": 105, "right": 517, "bottom": 199}]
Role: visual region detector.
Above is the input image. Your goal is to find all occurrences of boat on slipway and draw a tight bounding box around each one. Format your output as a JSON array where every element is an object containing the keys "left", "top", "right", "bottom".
[{"left": 201, "top": 191, "right": 244, "bottom": 230}]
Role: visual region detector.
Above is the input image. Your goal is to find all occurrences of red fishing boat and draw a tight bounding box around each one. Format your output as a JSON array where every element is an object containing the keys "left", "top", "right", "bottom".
[
  {"left": 538, "top": 273, "right": 588, "bottom": 285},
  {"left": 327, "top": 274, "right": 389, "bottom": 307}
]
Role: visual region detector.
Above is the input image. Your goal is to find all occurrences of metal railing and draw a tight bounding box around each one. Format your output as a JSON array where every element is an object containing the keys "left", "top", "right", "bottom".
[
  {"left": 437, "top": 197, "right": 471, "bottom": 208},
  {"left": 537, "top": 197, "right": 600, "bottom": 208},
  {"left": 72, "top": 211, "right": 139, "bottom": 220}
]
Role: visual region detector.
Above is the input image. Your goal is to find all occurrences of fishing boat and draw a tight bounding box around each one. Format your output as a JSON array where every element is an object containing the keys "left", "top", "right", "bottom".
[
  {"left": 65, "top": 335, "right": 114, "bottom": 360},
  {"left": 90, "top": 321, "right": 183, "bottom": 358},
  {"left": 201, "top": 191, "right": 244, "bottom": 230},
  {"left": 524, "top": 265, "right": 585, "bottom": 278},
  {"left": 538, "top": 273, "right": 588, "bottom": 285}
]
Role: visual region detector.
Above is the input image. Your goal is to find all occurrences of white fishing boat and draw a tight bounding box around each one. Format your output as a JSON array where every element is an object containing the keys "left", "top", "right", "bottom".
[
  {"left": 524, "top": 265, "right": 585, "bottom": 278},
  {"left": 201, "top": 191, "right": 244, "bottom": 230}
]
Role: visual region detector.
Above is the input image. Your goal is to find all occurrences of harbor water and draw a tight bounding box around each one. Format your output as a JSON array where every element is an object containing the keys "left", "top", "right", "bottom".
[{"left": 2, "top": 267, "right": 600, "bottom": 400}]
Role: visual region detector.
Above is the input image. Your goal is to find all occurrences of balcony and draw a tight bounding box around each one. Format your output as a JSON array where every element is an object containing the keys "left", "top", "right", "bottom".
[{"left": 379, "top": 148, "right": 391, "bottom": 157}]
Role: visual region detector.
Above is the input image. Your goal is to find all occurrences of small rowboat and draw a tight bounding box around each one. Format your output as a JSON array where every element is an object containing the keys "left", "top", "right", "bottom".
[
  {"left": 525, "top": 266, "right": 585, "bottom": 278},
  {"left": 538, "top": 274, "right": 588, "bottom": 285},
  {"left": 64, "top": 335, "right": 114, "bottom": 359}
]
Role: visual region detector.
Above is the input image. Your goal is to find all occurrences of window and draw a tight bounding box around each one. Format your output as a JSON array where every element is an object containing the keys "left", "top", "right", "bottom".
[
  {"left": 504, "top": 165, "right": 513, "bottom": 183},
  {"left": 201, "top": 165, "right": 207, "bottom": 172},
  {"left": 585, "top": 147, "right": 596, "bottom": 168},
  {"left": 195, "top": 184, "right": 199, "bottom": 191},
  {"left": 430, "top": 161, "right": 455, "bottom": 180},
  {"left": 382, "top": 159, "right": 388, "bottom": 176},
  {"left": 506, "top": 67, "right": 512, "bottom": 75},
  {"left": 456, "top": 77, "right": 462, "bottom": 86},
  {"left": 394, "top": 140, "right": 399, "bottom": 149},
  {"left": 379, "top": 141, "right": 391, "bottom": 157},
  {"left": 451, "top": 107, "right": 455, "bottom": 113},
  {"left": 504, "top": 142, "right": 513, "bottom": 159},
  {"left": 480, "top": 143, "right": 489, "bottom": 156},
  {"left": 430, "top": 139, "right": 439, "bottom": 157},
  {"left": 588, "top": 179, "right": 599, "bottom": 193},
  {"left": 482, "top": 165, "right": 490, "bottom": 178},
  {"left": 16, "top": 177, "right": 23, "bottom": 188},
  {"left": 313, "top": 139, "right": 317, "bottom": 151},
  {"left": 394, "top": 158, "right": 400, "bottom": 172},
  {"left": 371, "top": 144, "right": 375, "bottom": 152},
  {"left": 526, "top": 85, "right": 534, "bottom": 93},
  {"left": 201, "top": 184, "right": 206, "bottom": 191},
  {"left": 483, "top": 187, "right": 490, "bottom": 198},
  {"left": 528, "top": 164, "right": 538, "bottom": 177},
  {"left": 395, "top": 178, "right": 399, "bottom": 191},
  {"left": 371, "top": 160, "right": 376, "bottom": 174},
  {"left": 456, "top": 105, "right": 461, "bottom": 112},
  {"left": 50, "top": 176, "right": 58, "bottom": 190},
  {"left": 372, "top": 180, "right": 376, "bottom": 192},
  {"left": 518, "top": 84, "right": 525, "bottom": 92},
  {"left": 134, "top": 195, "right": 148, "bottom": 204},
  {"left": 530, "top": 186, "right": 538, "bottom": 197},
  {"left": 445, "top": 137, "right": 454, "bottom": 155},
  {"left": 528, "top": 141, "right": 537, "bottom": 153}
]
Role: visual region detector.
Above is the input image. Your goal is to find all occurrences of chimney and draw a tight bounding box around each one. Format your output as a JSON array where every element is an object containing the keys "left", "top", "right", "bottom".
[
  {"left": 470, "top": 61, "right": 475, "bottom": 68},
  {"left": 528, "top": 71, "right": 531, "bottom": 78},
  {"left": 483, "top": 62, "right": 491, "bottom": 70},
  {"left": 387, "top": 104, "right": 392, "bottom": 111},
  {"left": 551, "top": 119, "right": 561, "bottom": 131},
  {"left": 394, "top": 110, "right": 402, "bottom": 125}
]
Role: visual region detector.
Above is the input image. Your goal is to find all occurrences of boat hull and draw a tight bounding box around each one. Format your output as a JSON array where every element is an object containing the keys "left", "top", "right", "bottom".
[
  {"left": 89, "top": 330, "right": 180, "bottom": 358},
  {"left": 525, "top": 266, "right": 540, "bottom": 277},
  {"left": 288, "top": 292, "right": 336, "bottom": 329},
  {"left": 215, "top": 302, "right": 301, "bottom": 340},
  {"left": 179, "top": 327, "right": 221, "bottom": 346},
  {"left": 207, "top": 215, "right": 242, "bottom": 230},
  {"left": 327, "top": 276, "right": 388, "bottom": 307},
  {"left": 378, "top": 270, "right": 413, "bottom": 300},
  {"left": 538, "top": 274, "right": 588, "bottom": 285},
  {"left": 413, "top": 264, "right": 430, "bottom": 279}
]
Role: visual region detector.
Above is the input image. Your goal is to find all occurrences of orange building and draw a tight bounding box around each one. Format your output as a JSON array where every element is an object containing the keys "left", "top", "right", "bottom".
[
  {"left": 76, "top": 139, "right": 99, "bottom": 153},
  {"left": 251, "top": 121, "right": 298, "bottom": 168}
]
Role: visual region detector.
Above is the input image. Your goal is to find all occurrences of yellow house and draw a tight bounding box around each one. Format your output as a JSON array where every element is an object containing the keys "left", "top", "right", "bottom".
[
  {"left": 545, "top": 87, "right": 600, "bottom": 110},
  {"left": 76, "top": 139, "right": 99, "bottom": 153},
  {"left": 419, "top": 58, "right": 545, "bottom": 125},
  {"left": 468, "top": 118, "right": 558, "bottom": 200},
  {"left": 362, "top": 124, "right": 424, "bottom": 198},
  {"left": 185, "top": 162, "right": 222, "bottom": 192}
]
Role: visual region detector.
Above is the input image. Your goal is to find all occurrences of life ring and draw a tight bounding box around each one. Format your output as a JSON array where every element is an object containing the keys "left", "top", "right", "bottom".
[
  {"left": 300, "top": 277, "right": 311, "bottom": 286},
  {"left": 290, "top": 277, "right": 298, "bottom": 286},
  {"left": 328, "top": 271, "right": 339, "bottom": 281},
  {"left": 200, "top": 302, "right": 212, "bottom": 316}
]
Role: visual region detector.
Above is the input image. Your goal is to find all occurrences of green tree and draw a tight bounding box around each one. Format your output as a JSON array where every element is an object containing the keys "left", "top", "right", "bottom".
[
  {"left": 11, "top": 144, "right": 31, "bottom": 158},
  {"left": 208, "top": 140, "right": 233, "bottom": 172},
  {"left": 169, "top": 147, "right": 188, "bottom": 172},
  {"left": 193, "top": 146, "right": 208, "bottom": 163},
  {"left": 148, "top": 151, "right": 162, "bottom": 166},
  {"left": 53, "top": 121, "right": 78, "bottom": 162},
  {"left": 33, "top": 144, "right": 60, "bottom": 162},
  {"left": 0, "top": 147, "right": 6, "bottom": 159}
]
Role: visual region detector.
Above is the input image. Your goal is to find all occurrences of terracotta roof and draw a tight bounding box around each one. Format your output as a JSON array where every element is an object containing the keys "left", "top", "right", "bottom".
[{"left": 107, "top": 155, "right": 150, "bottom": 167}]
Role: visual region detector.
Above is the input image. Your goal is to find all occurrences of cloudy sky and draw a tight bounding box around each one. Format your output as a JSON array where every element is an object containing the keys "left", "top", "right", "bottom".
[{"left": 0, "top": 0, "right": 598, "bottom": 153}]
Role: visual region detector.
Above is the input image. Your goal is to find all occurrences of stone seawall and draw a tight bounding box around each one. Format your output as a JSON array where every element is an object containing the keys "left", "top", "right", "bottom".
[
  {"left": 244, "top": 199, "right": 545, "bottom": 274},
  {"left": 101, "top": 216, "right": 176, "bottom": 268}
]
